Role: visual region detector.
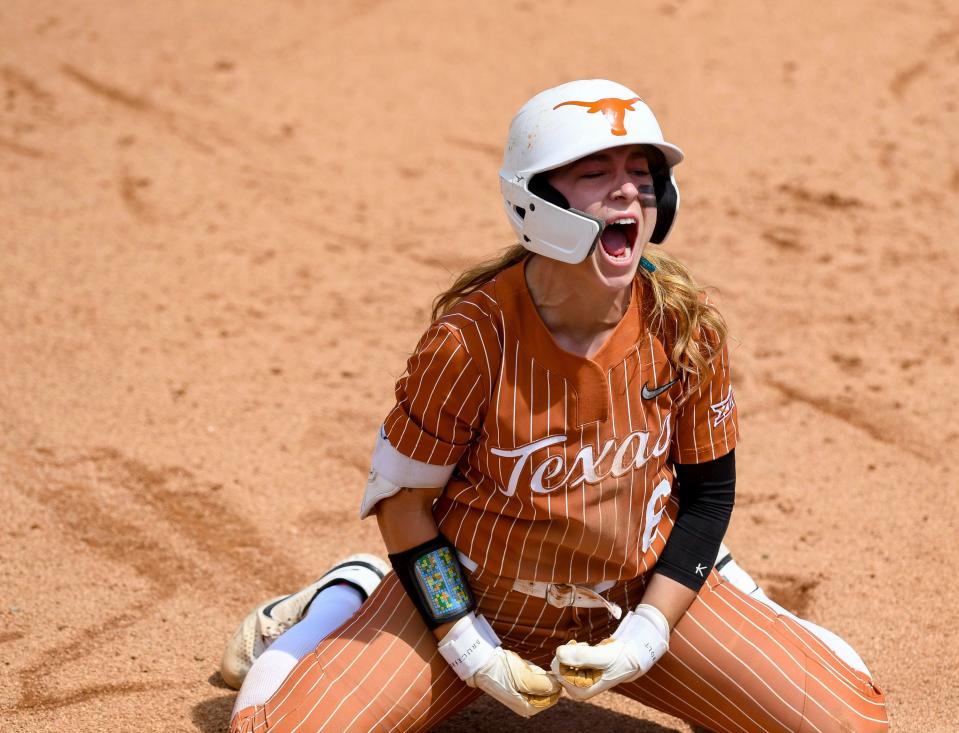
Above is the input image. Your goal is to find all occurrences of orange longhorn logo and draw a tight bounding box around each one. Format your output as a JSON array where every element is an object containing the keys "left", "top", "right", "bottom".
[{"left": 553, "top": 97, "right": 642, "bottom": 136}]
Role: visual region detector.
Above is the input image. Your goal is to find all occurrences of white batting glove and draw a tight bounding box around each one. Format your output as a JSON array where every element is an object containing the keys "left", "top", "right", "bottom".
[
  {"left": 438, "top": 612, "right": 561, "bottom": 717},
  {"left": 550, "top": 603, "right": 669, "bottom": 701}
]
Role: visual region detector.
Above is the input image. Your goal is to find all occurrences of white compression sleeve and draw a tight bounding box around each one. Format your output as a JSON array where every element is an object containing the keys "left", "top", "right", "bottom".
[{"left": 232, "top": 583, "right": 364, "bottom": 715}]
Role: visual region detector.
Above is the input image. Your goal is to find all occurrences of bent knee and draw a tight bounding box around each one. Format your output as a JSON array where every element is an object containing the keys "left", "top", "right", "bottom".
[
  {"left": 834, "top": 716, "right": 889, "bottom": 733},
  {"left": 810, "top": 695, "right": 888, "bottom": 733},
  {"left": 229, "top": 704, "right": 263, "bottom": 733}
]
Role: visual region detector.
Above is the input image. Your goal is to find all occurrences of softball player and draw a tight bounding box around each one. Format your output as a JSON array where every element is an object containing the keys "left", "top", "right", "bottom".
[{"left": 222, "top": 79, "right": 888, "bottom": 732}]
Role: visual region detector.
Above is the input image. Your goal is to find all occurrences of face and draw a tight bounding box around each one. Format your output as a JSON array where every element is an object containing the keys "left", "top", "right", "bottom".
[{"left": 546, "top": 144, "right": 658, "bottom": 291}]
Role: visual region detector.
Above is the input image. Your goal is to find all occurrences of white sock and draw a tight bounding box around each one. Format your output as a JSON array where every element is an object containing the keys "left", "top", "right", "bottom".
[
  {"left": 232, "top": 583, "right": 365, "bottom": 715},
  {"left": 717, "top": 555, "right": 872, "bottom": 678}
]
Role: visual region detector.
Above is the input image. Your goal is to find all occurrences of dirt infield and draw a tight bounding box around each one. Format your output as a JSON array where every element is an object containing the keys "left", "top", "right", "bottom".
[{"left": 2, "top": 1, "right": 957, "bottom": 730}]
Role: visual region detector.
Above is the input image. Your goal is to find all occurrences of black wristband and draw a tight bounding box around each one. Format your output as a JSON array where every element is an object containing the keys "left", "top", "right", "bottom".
[{"left": 388, "top": 534, "right": 476, "bottom": 630}]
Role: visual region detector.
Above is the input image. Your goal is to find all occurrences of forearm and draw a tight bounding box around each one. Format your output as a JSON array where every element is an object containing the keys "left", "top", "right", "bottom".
[
  {"left": 639, "top": 572, "right": 697, "bottom": 630},
  {"left": 374, "top": 487, "right": 457, "bottom": 641},
  {"left": 375, "top": 487, "right": 442, "bottom": 553},
  {"left": 653, "top": 450, "right": 735, "bottom": 592},
  {"left": 644, "top": 450, "right": 737, "bottom": 629}
]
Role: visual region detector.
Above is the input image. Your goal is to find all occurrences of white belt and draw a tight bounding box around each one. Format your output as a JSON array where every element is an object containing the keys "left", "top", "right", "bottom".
[{"left": 458, "top": 552, "right": 623, "bottom": 620}]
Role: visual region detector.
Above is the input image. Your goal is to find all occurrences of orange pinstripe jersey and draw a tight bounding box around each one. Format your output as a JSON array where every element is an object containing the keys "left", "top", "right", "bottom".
[{"left": 374, "top": 261, "right": 737, "bottom": 584}]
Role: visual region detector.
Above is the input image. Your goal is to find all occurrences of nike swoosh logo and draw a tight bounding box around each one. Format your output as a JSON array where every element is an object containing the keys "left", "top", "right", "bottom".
[{"left": 641, "top": 379, "right": 678, "bottom": 400}]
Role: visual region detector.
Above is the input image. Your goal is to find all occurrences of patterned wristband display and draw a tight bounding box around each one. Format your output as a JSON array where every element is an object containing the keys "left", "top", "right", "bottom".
[{"left": 389, "top": 534, "right": 476, "bottom": 629}]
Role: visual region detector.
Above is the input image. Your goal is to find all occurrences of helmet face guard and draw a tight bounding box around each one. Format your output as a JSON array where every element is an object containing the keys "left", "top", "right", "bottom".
[
  {"left": 499, "top": 177, "right": 604, "bottom": 264},
  {"left": 499, "top": 80, "right": 684, "bottom": 264}
]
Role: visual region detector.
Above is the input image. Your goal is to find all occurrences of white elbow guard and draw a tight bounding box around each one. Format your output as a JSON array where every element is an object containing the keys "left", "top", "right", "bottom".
[
  {"left": 360, "top": 468, "right": 403, "bottom": 520},
  {"left": 359, "top": 427, "right": 456, "bottom": 519}
]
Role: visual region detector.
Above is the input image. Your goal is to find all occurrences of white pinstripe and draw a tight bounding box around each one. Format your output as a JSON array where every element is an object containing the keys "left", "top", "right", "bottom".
[
  {"left": 459, "top": 316, "right": 510, "bottom": 571},
  {"left": 395, "top": 330, "right": 453, "bottom": 451},
  {"left": 637, "top": 671, "right": 744, "bottom": 733},
  {"left": 513, "top": 587, "right": 554, "bottom": 647},
  {"left": 599, "top": 364, "right": 621, "bottom": 580},
  {"left": 493, "top": 341, "right": 523, "bottom": 578},
  {"left": 410, "top": 337, "right": 465, "bottom": 457},
  {"left": 401, "top": 665, "right": 474, "bottom": 733},
  {"left": 425, "top": 370, "right": 481, "bottom": 464},
  {"left": 286, "top": 604, "right": 426, "bottom": 732},
  {"left": 314, "top": 625, "right": 431, "bottom": 732},
  {"left": 686, "top": 603, "right": 823, "bottom": 730},
  {"left": 254, "top": 587, "right": 401, "bottom": 718},
  {"left": 498, "top": 590, "right": 533, "bottom": 638},
  {"left": 253, "top": 583, "right": 411, "bottom": 731},
  {"left": 715, "top": 584, "right": 885, "bottom": 709},
  {"left": 673, "top": 621, "right": 806, "bottom": 733},
  {"left": 334, "top": 625, "right": 445, "bottom": 733},
  {"left": 507, "top": 355, "right": 540, "bottom": 581},
  {"left": 525, "top": 366, "right": 552, "bottom": 586},
  {"left": 638, "top": 340, "right": 654, "bottom": 575},
  {"left": 621, "top": 356, "right": 637, "bottom": 580},
  {"left": 666, "top": 631, "right": 785, "bottom": 733},
  {"left": 568, "top": 423, "right": 587, "bottom": 581}
]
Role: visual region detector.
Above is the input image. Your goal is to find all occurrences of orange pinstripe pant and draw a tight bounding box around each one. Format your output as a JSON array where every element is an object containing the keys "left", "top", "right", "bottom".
[{"left": 230, "top": 570, "right": 887, "bottom": 733}]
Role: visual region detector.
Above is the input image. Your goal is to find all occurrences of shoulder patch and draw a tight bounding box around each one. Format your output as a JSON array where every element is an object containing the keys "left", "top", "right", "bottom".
[{"left": 710, "top": 388, "right": 735, "bottom": 427}]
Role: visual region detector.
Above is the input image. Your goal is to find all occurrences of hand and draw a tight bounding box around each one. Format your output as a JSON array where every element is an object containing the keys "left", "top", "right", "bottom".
[
  {"left": 438, "top": 612, "right": 561, "bottom": 717},
  {"left": 550, "top": 603, "right": 669, "bottom": 701},
  {"left": 471, "top": 646, "right": 562, "bottom": 717}
]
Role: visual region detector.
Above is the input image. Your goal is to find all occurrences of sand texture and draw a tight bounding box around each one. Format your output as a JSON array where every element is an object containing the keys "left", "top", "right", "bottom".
[{"left": 2, "top": 1, "right": 957, "bottom": 731}]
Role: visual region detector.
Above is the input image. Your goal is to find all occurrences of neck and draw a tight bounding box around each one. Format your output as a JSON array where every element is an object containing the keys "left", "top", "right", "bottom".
[{"left": 524, "top": 255, "right": 632, "bottom": 358}]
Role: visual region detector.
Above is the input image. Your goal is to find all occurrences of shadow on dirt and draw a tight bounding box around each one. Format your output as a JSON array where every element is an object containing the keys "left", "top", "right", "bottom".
[
  {"left": 192, "top": 693, "right": 235, "bottom": 733},
  {"left": 433, "top": 695, "right": 689, "bottom": 732},
  {"left": 190, "top": 692, "right": 692, "bottom": 732}
]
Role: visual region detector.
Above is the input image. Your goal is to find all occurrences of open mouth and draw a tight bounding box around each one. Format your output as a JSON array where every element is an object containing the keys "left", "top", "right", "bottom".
[{"left": 599, "top": 218, "right": 639, "bottom": 262}]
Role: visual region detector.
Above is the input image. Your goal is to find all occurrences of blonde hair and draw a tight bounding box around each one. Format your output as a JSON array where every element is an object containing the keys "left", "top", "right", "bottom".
[{"left": 431, "top": 244, "right": 727, "bottom": 386}]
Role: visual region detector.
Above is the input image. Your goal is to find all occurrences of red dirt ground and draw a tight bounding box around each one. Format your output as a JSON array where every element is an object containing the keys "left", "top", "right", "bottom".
[{"left": 2, "top": 2, "right": 957, "bottom": 731}]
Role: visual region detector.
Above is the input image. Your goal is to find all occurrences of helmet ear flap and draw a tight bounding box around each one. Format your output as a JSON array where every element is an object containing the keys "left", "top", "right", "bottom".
[
  {"left": 650, "top": 172, "right": 678, "bottom": 244},
  {"left": 643, "top": 146, "right": 678, "bottom": 244}
]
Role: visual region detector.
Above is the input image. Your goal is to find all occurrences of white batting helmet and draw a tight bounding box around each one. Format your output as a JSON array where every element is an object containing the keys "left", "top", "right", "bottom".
[{"left": 499, "top": 79, "right": 684, "bottom": 264}]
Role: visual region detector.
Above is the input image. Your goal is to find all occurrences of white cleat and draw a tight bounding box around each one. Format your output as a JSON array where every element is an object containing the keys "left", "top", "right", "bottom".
[{"left": 220, "top": 553, "right": 390, "bottom": 689}]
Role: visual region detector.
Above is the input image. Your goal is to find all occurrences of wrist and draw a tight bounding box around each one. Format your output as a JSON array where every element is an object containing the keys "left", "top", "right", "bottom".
[
  {"left": 432, "top": 620, "right": 458, "bottom": 642},
  {"left": 640, "top": 572, "right": 698, "bottom": 629},
  {"left": 437, "top": 612, "right": 500, "bottom": 682},
  {"left": 612, "top": 604, "right": 670, "bottom": 675},
  {"left": 388, "top": 534, "right": 475, "bottom": 630},
  {"left": 631, "top": 604, "right": 670, "bottom": 640}
]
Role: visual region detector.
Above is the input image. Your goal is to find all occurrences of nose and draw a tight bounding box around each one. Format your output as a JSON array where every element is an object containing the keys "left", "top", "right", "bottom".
[{"left": 610, "top": 178, "right": 639, "bottom": 202}]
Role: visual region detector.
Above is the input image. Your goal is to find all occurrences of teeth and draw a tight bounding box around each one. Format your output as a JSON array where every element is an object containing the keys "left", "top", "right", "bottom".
[{"left": 611, "top": 218, "right": 636, "bottom": 225}]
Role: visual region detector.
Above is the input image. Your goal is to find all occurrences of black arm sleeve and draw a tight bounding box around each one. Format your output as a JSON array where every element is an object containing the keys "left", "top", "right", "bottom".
[{"left": 653, "top": 449, "right": 736, "bottom": 592}]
